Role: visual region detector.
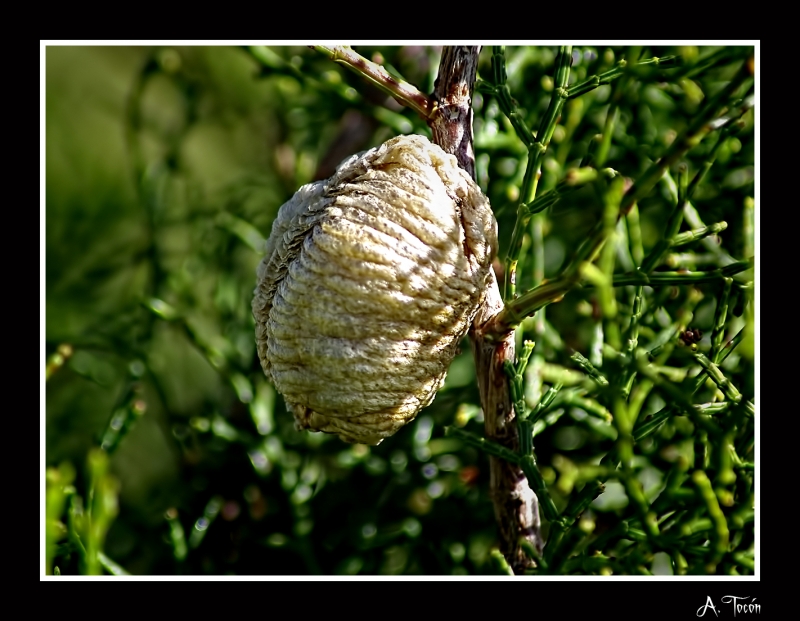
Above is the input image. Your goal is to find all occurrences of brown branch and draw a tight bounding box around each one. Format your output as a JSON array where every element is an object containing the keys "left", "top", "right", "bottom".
[
  {"left": 312, "top": 45, "right": 433, "bottom": 120},
  {"left": 470, "top": 273, "right": 542, "bottom": 572},
  {"left": 428, "top": 45, "right": 542, "bottom": 573},
  {"left": 429, "top": 46, "right": 479, "bottom": 179}
]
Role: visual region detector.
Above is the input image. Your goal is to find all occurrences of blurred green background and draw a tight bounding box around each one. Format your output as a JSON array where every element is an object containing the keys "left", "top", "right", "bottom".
[{"left": 45, "top": 45, "right": 754, "bottom": 575}]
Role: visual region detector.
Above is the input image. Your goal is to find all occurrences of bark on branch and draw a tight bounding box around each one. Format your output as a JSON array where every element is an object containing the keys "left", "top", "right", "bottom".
[
  {"left": 429, "top": 46, "right": 479, "bottom": 179},
  {"left": 427, "top": 45, "right": 542, "bottom": 573}
]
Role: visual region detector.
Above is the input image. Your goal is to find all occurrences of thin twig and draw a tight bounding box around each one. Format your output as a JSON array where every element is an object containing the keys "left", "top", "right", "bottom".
[{"left": 312, "top": 45, "right": 433, "bottom": 120}]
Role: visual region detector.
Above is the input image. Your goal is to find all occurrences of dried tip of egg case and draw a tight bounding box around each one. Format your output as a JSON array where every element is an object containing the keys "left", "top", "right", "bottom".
[{"left": 253, "top": 134, "right": 497, "bottom": 445}]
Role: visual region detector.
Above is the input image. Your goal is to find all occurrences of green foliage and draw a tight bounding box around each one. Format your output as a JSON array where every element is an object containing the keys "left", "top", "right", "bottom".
[{"left": 45, "top": 45, "right": 754, "bottom": 575}]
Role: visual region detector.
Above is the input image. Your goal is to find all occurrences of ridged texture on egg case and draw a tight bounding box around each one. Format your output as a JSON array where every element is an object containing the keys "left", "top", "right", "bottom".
[{"left": 253, "top": 134, "right": 497, "bottom": 445}]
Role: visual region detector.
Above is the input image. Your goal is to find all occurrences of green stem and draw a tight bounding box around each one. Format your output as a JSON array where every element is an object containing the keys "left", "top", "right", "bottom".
[
  {"left": 633, "top": 359, "right": 723, "bottom": 438},
  {"left": 743, "top": 197, "right": 755, "bottom": 260},
  {"left": 490, "top": 47, "right": 536, "bottom": 148},
  {"left": 552, "top": 391, "right": 612, "bottom": 423},
  {"left": 567, "top": 55, "right": 681, "bottom": 99},
  {"left": 165, "top": 508, "right": 188, "bottom": 562},
  {"left": 671, "top": 222, "right": 728, "bottom": 247},
  {"left": 641, "top": 164, "right": 688, "bottom": 274},
  {"left": 569, "top": 352, "right": 609, "bottom": 386},
  {"left": 692, "top": 470, "right": 729, "bottom": 570},
  {"left": 719, "top": 327, "right": 746, "bottom": 363},
  {"left": 520, "top": 455, "right": 560, "bottom": 523},
  {"left": 529, "top": 383, "right": 564, "bottom": 425},
  {"left": 620, "top": 286, "right": 644, "bottom": 400},
  {"left": 711, "top": 278, "right": 733, "bottom": 362},
  {"left": 693, "top": 352, "right": 742, "bottom": 403},
  {"left": 501, "top": 46, "right": 572, "bottom": 300},
  {"left": 595, "top": 105, "right": 618, "bottom": 168},
  {"left": 626, "top": 205, "right": 644, "bottom": 266},
  {"left": 443, "top": 427, "right": 522, "bottom": 464},
  {"left": 504, "top": 340, "right": 535, "bottom": 423},
  {"left": 604, "top": 261, "right": 753, "bottom": 287},
  {"left": 98, "top": 552, "right": 130, "bottom": 576},
  {"left": 495, "top": 258, "right": 752, "bottom": 334}
]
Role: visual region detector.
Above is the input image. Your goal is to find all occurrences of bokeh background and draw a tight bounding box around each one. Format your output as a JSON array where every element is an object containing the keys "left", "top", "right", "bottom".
[{"left": 45, "top": 45, "right": 755, "bottom": 575}]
